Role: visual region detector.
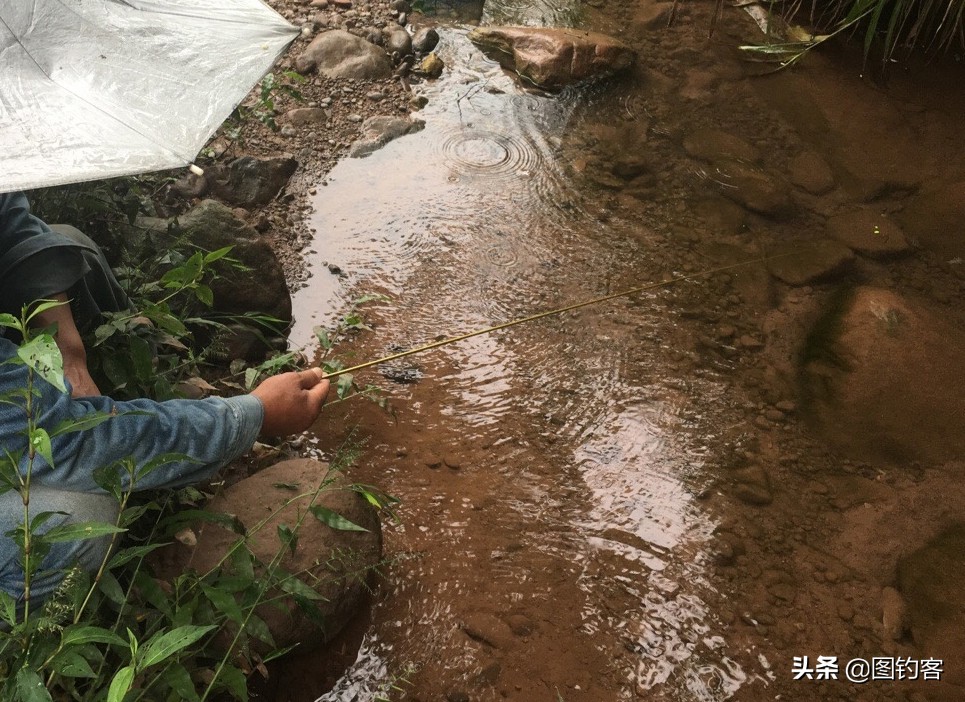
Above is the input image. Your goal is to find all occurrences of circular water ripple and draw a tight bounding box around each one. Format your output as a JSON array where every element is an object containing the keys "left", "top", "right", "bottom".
[
  {"left": 439, "top": 128, "right": 541, "bottom": 180},
  {"left": 485, "top": 243, "right": 520, "bottom": 267}
]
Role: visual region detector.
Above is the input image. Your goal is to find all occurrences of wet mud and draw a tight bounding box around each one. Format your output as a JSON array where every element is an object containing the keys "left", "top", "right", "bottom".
[{"left": 265, "top": 1, "right": 965, "bottom": 700}]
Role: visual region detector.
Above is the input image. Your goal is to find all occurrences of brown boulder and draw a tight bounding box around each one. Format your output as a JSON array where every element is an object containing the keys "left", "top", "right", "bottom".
[
  {"left": 467, "top": 26, "right": 635, "bottom": 91},
  {"left": 766, "top": 237, "right": 854, "bottom": 286},
  {"left": 827, "top": 207, "right": 910, "bottom": 258},
  {"left": 801, "top": 287, "right": 965, "bottom": 464},
  {"left": 163, "top": 459, "right": 383, "bottom": 654},
  {"left": 294, "top": 29, "right": 392, "bottom": 80}
]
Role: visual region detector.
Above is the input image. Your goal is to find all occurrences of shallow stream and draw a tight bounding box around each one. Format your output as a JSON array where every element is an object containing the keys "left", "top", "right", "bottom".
[{"left": 275, "top": 1, "right": 965, "bottom": 700}]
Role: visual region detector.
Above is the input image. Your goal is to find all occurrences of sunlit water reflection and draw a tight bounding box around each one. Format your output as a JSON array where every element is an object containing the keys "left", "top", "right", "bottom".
[{"left": 295, "top": 23, "right": 750, "bottom": 702}]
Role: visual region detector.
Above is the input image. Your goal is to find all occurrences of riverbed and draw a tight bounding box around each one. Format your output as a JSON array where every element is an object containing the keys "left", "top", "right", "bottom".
[{"left": 268, "top": 0, "right": 965, "bottom": 700}]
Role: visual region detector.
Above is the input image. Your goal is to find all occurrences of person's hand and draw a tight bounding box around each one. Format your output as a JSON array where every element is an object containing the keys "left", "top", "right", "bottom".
[
  {"left": 251, "top": 368, "right": 330, "bottom": 437},
  {"left": 62, "top": 348, "right": 101, "bottom": 398}
]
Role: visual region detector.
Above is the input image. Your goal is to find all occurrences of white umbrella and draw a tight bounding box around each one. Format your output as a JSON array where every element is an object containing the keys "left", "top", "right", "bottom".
[{"left": 0, "top": 0, "right": 298, "bottom": 192}]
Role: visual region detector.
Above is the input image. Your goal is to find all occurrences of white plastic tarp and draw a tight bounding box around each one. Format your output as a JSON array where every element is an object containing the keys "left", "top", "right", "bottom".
[{"left": 0, "top": 0, "right": 298, "bottom": 192}]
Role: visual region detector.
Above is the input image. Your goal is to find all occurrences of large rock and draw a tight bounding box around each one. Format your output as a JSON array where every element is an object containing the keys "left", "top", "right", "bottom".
[
  {"left": 467, "top": 26, "right": 635, "bottom": 91},
  {"left": 162, "top": 459, "right": 383, "bottom": 654},
  {"left": 766, "top": 237, "right": 854, "bottom": 285},
  {"left": 898, "top": 525, "right": 965, "bottom": 697},
  {"left": 715, "top": 160, "right": 793, "bottom": 219},
  {"left": 206, "top": 156, "right": 297, "bottom": 208},
  {"left": 138, "top": 200, "right": 292, "bottom": 326},
  {"left": 800, "top": 287, "right": 965, "bottom": 464},
  {"left": 897, "top": 180, "right": 965, "bottom": 260},
  {"left": 827, "top": 207, "right": 910, "bottom": 258},
  {"left": 349, "top": 115, "right": 425, "bottom": 157},
  {"left": 295, "top": 29, "right": 392, "bottom": 79},
  {"left": 683, "top": 128, "right": 760, "bottom": 164}
]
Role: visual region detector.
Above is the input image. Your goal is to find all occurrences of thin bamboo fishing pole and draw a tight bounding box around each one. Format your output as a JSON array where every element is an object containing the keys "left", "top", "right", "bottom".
[{"left": 320, "top": 254, "right": 775, "bottom": 380}]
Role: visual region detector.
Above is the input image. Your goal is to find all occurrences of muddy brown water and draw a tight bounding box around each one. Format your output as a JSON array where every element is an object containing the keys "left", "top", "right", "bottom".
[{"left": 264, "top": 1, "right": 965, "bottom": 701}]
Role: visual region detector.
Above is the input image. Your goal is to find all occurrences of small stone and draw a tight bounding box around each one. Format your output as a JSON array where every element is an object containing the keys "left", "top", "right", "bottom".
[
  {"left": 881, "top": 586, "right": 908, "bottom": 641},
  {"left": 764, "top": 408, "right": 784, "bottom": 422},
  {"left": 443, "top": 455, "right": 462, "bottom": 470},
  {"left": 788, "top": 151, "right": 835, "bottom": 194},
  {"left": 412, "top": 26, "right": 440, "bottom": 53},
  {"left": 738, "top": 335, "right": 764, "bottom": 350},
  {"left": 775, "top": 400, "right": 796, "bottom": 413},
  {"left": 347, "top": 113, "right": 363, "bottom": 122},
  {"left": 420, "top": 53, "right": 444, "bottom": 78},
  {"left": 426, "top": 458, "right": 442, "bottom": 469}
]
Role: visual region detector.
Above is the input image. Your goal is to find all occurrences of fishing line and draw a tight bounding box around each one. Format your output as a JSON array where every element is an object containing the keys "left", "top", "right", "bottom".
[{"left": 320, "top": 253, "right": 782, "bottom": 380}]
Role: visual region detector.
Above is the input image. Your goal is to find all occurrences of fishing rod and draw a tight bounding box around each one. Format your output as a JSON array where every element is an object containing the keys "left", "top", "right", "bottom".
[{"left": 319, "top": 253, "right": 780, "bottom": 380}]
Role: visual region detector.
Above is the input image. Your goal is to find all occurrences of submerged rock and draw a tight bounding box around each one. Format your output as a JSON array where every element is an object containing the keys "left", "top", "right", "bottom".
[
  {"left": 683, "top": 128, "right": 760, "bottom": 164},
  {"left": 826, "top": 207, "right": 910, "bottom": 258},
  {"left": 349, "top": 115, "right": 425, "bottom": 157},
  {"left": 160, "top": 459, "right": 383, "bottom": 654},
  {"left": 467, "top": 26, "right": 635, "bottom": 91},
  {"left": 800, "top": 286, "right": 965, "bottom": 464},
  {"left": 715, "top": 160, "right": 793, "bottom": 219},
  {"left": 295, "top": 29, "right": 392, "bottom": 80},
  {"left": 898, "top": 525, "right": 965, "bottom": 695},
  {"left": 897, "top": 180, "right": 965, "bottom": 260},
  {"left": 788, "top": 151, "right": 835, "bottom": 195},
  {"left": 766, "top": 238, "right": 854, "bottom": 285}
]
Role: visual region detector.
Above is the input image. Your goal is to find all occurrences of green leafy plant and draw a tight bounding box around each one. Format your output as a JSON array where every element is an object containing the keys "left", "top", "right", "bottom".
[
  {"left": 1, "top": 306, "right": 394, "bottom": 701},
  {"left": 738, "top": 0, "right": 965, "bottom": 68},
  {"left": 228, "top": 71, "right": 307, "bottom": 134},
  {"left": 314, "top": 294, "right": 391, "bottom": 407}
]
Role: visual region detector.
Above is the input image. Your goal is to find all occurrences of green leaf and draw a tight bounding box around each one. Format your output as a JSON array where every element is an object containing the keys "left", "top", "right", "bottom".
[
  {"left": 106, "top": 665, "right": 135, "bottom": 702},
  {"left": 336, "top": 373, "right": 354, "bottom": 399},
  {"left": 0, "top": 590, "right": 17, "bottom": 625},
  {"left": 309, "top": 505, "right": 369, "bottom": 532},
  {"left": 161, "top": 663, "right": 201, "bottom": 702},
  {"left": 18, "top": 334, "right": 66, "bottom": 393},
  {"left": 212, "top": 664, "right": 248, "bottom": 702},
  {"left": 15, "top": 668, "right": 53, "bottom": 702},
  {"left": 277, "top": 524, "right": 298, "bottom": 556},
  {"left": 61, "top": 624, "right": 127, "bottom": 648},
  {"left": 139, "top": 625, "right": 217, "bottom": 669},
  {"left": 50, "top": 649, "right": 97, "bottom": 678},
  {"left": 97, "top": 571, "right": 128, "bottom": 606},
  {"left": 244, "top": 367, "right": 260, "bottom": 391},
  {"left": 50, "top": 409, "right": 118, "bottom": 437},
  {"left": 278, "top": 574, "right": 325, "bottom": 601},
  {"left": 28, "top": 427, "right": 53, "bottom": 468},
  {"left": 203, "top": 246, "right": 234, "bottom": 264},
  {"left": 130, "top": 335, "right": 154, "bottom": 382},
  {"left": 42, "top": 521, "right": 125, "bottom": 543},
  {"left": 244, "top": 613, "right": 275, "bottom": 647},
  {"left": 314, "top": 327, "right": 332, "bottom": 350},
  {"left": 201, "top": 583, "right": 244, "bottom": 625},
  {"left": 94, "top": 323, "right": 117, "bottom": 344},
  {"left": 194, "top": 284, "right": 214, "bottom": 307},
  {"left": 109, "top": 543, "right": 167, "bottom": 569},
  {"left": 0, "top": 312, "right": 19, "bottom": 330}
]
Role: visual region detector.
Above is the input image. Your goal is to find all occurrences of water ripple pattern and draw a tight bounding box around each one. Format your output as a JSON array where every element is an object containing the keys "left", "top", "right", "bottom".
[{"left": 438, "top": 127, "right": 540, "bottom": 180}]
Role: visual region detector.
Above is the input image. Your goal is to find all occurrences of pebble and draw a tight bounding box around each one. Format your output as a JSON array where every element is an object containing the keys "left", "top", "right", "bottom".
[
  {"left": 775, "top": 400, "right": 796, "bottom": 413},
  {"left": 443, "top": 455, "right": 462, "bottom": 470},
  {"left": 347, "top": 113, "right": 363, "bottom": 122},
  {"left": 764, "top": 408, "right": 784, "bottom": 422}
]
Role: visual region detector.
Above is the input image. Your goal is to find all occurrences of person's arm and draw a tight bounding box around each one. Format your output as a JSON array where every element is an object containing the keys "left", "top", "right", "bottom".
[
  {"left": 1, "top": 338, "right": 330, "bottom": 492},
  {"left": 31, "top": 293, "right": 100, "bottom": 398}
]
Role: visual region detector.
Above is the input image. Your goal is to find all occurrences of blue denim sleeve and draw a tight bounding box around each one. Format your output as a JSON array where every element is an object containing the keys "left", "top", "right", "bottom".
[{"left": 1, "top": 338, "right": 264, "bottom": 492}]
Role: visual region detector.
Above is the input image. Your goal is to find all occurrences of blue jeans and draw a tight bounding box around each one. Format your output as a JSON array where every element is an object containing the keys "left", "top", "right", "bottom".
[{"left": 0, "top": 486, "right": 120, "bottom": 608}]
